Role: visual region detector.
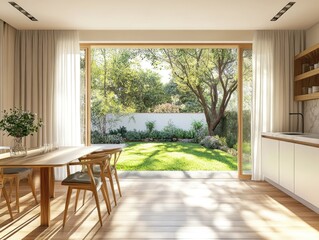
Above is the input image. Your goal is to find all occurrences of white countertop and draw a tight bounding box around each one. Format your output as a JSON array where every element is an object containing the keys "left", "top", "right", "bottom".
[{"left": 262, "top": 132, "right": 319, "bottom": 146}]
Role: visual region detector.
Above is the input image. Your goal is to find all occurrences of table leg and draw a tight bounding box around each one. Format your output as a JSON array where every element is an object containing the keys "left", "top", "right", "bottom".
[
  {"left": 40, "top": 167, "right": 51, "bottom": 226},
  {"left": 50, "top": 167, "right": 55, "bottom": 198}
]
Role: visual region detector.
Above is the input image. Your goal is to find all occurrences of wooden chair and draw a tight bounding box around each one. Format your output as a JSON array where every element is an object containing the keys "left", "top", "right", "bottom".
[
  {"left": 98, "top": 148, "right": 123, "bottom": 205},
  {"left": 3, "top": 168, "right": 38, "bottom": 212},
  {"left": 0, "top": 168, "right": 13, "bottom": 220},
  {"left": 61, "top": 153, "right": 112, "bottom": 227},
  {"left": 82, "top": 148, "right": 123, "bottom": 206}
]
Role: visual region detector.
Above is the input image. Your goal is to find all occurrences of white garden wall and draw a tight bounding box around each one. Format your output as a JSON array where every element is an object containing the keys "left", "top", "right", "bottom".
[{"left": 106, "top": 113, "right": 206, "bottom": 131}]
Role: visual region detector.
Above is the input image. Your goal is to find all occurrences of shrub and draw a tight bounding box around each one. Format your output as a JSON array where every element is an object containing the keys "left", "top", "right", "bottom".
[
  {"left": 145, "top": 121, "right": 156, "bottom": 133},
  {"left": 200, "top": 136, "right": 223, "bottom": 149},
  {"left": 126, "top": 130, "right": 147, "bottom": 141},
  {"left": 109, "top": 126, "right": 127, "bottom": 137},
  {"left": 191, "top": 120, "right": 207, "bottom": 143},
  {"left": 213, "top": 110, "right": 251, "bottom": 148},
  {"left": 91, "top": 131, "right": 124, "bottom": 144},
  {"left": 91, "top": 130, "right": 107, "bottom": 144},
  {"left": 106, "top": 134, "right": 124, "bottom": 144}
]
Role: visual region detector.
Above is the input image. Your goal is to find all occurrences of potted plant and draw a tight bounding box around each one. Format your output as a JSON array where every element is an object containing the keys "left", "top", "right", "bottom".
[{"left": 0, "top": 107, "right": 43, "bottom": 156}]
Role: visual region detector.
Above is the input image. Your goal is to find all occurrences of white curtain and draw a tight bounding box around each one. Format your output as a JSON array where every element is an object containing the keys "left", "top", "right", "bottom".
[
  {"left": 0, "top": 21, "right": 16, "bottom": 148},
  {"left": 252, "top": 30, "right": 304, "bottom": 180},
  {"left": 14, "top": 30, "right": 81, "bottom": 180},
  {"left": 53, "top": 31, "right": 81, "bottom": 180}
]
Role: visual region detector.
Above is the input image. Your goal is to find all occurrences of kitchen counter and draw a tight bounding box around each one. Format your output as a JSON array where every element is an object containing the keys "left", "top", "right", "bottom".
[{"left": 262, "top": 132, "right": 319, "bottom": 147}]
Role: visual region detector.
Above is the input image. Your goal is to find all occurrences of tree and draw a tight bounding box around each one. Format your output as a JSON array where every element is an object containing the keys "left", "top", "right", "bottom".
[
  {"left": 164, "top": 80, "right": 202, "bottom": 113},
  {"left": 144, "top": 48, "right": 238, "bottom": 135},
  {"left": 90, "top": 48, "right": 167, "bottom": 133}
]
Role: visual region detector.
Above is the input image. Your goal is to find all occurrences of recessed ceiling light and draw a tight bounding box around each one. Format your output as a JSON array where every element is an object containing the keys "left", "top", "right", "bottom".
[
  {"left": 271, "top": 2, "right": 295, "bottom": 21},
  {"left": 8, "top": 1, "right": 38, "bottom": 21}
]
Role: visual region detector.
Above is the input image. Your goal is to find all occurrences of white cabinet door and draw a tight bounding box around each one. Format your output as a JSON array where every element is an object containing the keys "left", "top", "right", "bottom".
[
  {"left": 262, "top": 138, "right": 279, "bottom": 183},
  {"left": 295, "top": 144, "right": 319, "bottom": 207},
  {"left": 279, "top": 141, "right": 294, "bottom": 192}
]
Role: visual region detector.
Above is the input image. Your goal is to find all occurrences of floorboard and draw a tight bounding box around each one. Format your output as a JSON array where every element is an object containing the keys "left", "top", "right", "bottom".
[{"left": 0, "top": 172, "right": 319, "bottom": 239}]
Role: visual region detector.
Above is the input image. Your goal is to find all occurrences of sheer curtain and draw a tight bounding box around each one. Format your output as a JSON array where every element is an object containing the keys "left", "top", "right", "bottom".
[
  {"left": 0, "top": 21, "right": 16, "bottom": 147},
  {"left": 14, "top": 30, "right": 81, "bottom": 180},
  {"left": 53, "top": 31, "right": 81, "bottom": 180},
  {"left": 252, "top": 30, "right": 304, "bottom": 180}
]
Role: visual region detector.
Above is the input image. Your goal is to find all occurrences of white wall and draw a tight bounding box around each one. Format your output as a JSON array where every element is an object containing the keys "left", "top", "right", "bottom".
[
  {"left": 105, "top": 113, "right": 206, "bottom": 131},
  {"left": 306, "top": 22, "right": 319, "bottom": 48},
  {"left": 79, "top": 30, "right": 253, "bottom": 43},
  {"left": 304, "top": 21, "right": 319, "bottom": 133}
]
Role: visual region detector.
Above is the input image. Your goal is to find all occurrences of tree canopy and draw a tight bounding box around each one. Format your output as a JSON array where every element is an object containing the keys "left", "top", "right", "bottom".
[
  {"left": 91, "top": 48, "right": 167, "bottom": 133},
  {"left": 143, "top": 48, "right": 238, "bottom": 135}
]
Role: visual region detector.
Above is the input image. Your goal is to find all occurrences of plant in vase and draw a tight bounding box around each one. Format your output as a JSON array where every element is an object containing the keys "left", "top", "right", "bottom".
[{"left": 0, "top": 107, "right": 43, "bottom": 156}]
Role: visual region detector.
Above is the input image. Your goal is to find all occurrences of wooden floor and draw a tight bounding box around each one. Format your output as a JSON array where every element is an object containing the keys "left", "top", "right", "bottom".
[{"left": 1, "top": 173, "right": 319, "bottom": 239}]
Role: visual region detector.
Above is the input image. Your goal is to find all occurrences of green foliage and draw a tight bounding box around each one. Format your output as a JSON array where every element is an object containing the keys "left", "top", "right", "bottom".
[
  {"left": 91, "top": 130, "right": 124, "bottom": 144},
  {"left": 190, "top": 120, "right": 207, "bottom": 143},
  {"left": 153, "top": 103, "right": 180, "bottom": 113},
  {"left": 109, "top": 126, "right": 127, "bottom": 137},
  {"left": 90, "top": 48, "right": 171, "bottom": 134},
  {"left": 163, "top": 80, "right": 202, "bottom": 113},
  {"left": 125, "top": 130, "right": 147, "bottom": 142},
  {"left": 200, "top": 136, "right": 223, "bottom": 150},
  {"left": 214, "top": 110, "right": 251, "bottom": 148},
  {"left": 117, "top": 142, "right": 237, "bottom": 171},
  {"left": 0, "top": 107, "right": 43, "bottom": 137},
  {"left": 143, "top": 48, "right": 240, "bottom": 135},
  {"left": 106, "top": 134, "right": 124, "bottom": 144},
  {"left": 145, "top": 121, "right": 156, "bottom": 133}
]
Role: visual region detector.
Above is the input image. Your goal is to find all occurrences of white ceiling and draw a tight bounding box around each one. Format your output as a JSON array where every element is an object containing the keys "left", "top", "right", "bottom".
[{"left": 0, "top": 0, "right": 319, "bottom": 30}]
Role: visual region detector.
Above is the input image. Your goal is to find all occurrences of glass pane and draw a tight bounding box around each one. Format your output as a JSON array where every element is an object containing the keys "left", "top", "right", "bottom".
[
  {"left": 242, "top": 49, "right": 252, "bottom": 174},
  {"left": 80, "top": 48, "right": 87, "bottom": 145}
]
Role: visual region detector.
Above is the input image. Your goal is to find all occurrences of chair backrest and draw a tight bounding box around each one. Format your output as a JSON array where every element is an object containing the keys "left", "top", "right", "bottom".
[
  {"left": 93, "top": 148, "right": 122, "bottom": 166},
  {"left": 79, "top": 152, "right": 111, "bottom": 177}
]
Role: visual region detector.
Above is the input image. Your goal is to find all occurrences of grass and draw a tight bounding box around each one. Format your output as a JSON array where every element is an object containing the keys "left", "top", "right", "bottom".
[{"left": 117, "top": 142, "right": 237, "bottom": 171}]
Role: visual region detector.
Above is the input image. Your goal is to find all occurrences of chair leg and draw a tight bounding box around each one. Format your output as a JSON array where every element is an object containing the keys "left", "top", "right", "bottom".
[
  {"left": 107, "top": 166, "right": 117, "bottom": 206},
  {"left": 8, "top": 178, "right": 14, "bottom": 203},
  {"left": 15, "top": 176, "right": 20, "bottom": 213},
  {"left": 101, "top": 179, "right": 111, "bottom": 214},
  {"left": 74, "top": 189, "right": 80, "bottom": 212},
  {"left": 92, "top": 188, "right": 103, "bottom": 226},
  {"left": 114, "top": 169, "right": 122, "bottom": 197},
  {"left": 2, "top": 188, "right": 13, "bottom": 220},
  {"left": 28, "top": 173, "right": 38, "bottom": 204},
  {"left": 82, "top": 190, "right": 86, "bottom": 206},
  {"left": 63, "top": 187, "right": 72, "bottom": 227}
]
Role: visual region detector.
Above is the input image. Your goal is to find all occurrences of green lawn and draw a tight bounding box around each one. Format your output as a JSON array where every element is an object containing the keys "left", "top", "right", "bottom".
[{"left": 117, "top": 142, "right": 237, "bottom": 171}]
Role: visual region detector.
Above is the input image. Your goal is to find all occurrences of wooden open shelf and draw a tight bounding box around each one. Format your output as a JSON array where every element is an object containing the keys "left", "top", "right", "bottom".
[
  {"left": 295, "top": 92, "right": 319, "bottom": 101},
  {"left": 294, "top": 43, "right": 319, "bottom": 101},
  {"left": 295, "top": 43, "right": 319, "bottom": 60},
  {"left": 295, "top": 68, "right": 319, "bottom": 82}
]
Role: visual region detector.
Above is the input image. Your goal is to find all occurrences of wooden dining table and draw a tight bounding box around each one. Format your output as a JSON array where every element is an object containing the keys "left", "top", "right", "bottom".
[{"left": 0, "top": 146, "right": 102, "bottom": 227}]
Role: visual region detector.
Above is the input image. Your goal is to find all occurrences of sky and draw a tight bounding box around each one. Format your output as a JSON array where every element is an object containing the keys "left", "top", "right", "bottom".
[{"left": 140, "top": 58, "right": 171, "bottom": 84}]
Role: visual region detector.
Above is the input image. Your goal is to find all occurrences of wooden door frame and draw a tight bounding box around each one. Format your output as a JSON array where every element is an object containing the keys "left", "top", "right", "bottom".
[{"left": 237, "top": 44, "right": 252, "bottom": 180}]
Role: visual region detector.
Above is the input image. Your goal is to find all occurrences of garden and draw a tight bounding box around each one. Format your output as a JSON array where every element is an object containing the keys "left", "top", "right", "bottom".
[
  {"left": 86, "top": 47, "right": 252, "bottom": 171},
  {"left": 91, "top": 115, "right": 251, "bottom": 171}
]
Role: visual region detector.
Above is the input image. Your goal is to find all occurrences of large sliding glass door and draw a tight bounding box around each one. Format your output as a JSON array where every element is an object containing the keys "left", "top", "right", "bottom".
[{"left": 80, "top": 44, "right": 252, "bottom": 179}]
